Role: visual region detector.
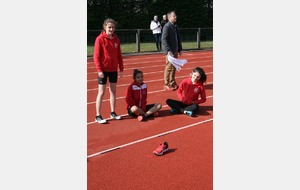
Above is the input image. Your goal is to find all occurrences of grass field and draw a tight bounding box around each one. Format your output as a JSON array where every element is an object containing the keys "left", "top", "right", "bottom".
[{"left": 87, "top": 41, "right": 212, "bottom": 56}]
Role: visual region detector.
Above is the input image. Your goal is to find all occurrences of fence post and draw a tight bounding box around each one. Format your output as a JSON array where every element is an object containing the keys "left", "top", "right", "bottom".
[
  {"left": 197, "top": 28, "right": 201, "bottom": 49},
  {"left": 136, "top": 29, "right": 140, "bottom": 53}
]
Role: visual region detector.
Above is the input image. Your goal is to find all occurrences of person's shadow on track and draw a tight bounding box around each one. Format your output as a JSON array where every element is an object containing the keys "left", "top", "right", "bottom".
[
  {"left": 194, "top": 105, "right": 213, "bottom": 117},
  {"left": 204, "top": 83, "right": 213, "bottom": 90},
  {"left": 151, "top": 110, "right": 177, "bottom": 118}
]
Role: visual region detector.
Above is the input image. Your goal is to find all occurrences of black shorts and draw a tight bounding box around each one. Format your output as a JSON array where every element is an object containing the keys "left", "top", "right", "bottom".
[
  {"left": 128, "top": 104, "right": 155, "bottom": 117},
  {"left": 98, "top": 71, "right": 118, "bottom": 84}
]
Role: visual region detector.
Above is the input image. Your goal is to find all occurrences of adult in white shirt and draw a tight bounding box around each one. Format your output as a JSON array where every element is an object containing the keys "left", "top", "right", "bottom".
[{"left": 150, "top": 15, "right": 162, "bottom": 51}]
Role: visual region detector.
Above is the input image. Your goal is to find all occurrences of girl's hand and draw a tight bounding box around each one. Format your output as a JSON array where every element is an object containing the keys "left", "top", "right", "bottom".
[
  {"left": 98, "top": 72, "right": 104, "bottom": 78},
  {"left": 119, "top": 71, "right": 123, "bottom": 78}
]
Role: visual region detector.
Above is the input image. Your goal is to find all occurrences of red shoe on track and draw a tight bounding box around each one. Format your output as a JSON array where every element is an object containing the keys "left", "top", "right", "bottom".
[{"left": 153, "top": 142, "right": 169, "bottom": 156}]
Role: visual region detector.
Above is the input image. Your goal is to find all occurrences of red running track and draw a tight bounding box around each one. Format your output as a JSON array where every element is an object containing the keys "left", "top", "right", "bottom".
[{"left": 87, "top": 50, "right": 213, "bottom": 190}]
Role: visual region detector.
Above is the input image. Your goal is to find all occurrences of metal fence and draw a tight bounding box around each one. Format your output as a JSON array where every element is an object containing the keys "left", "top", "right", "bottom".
[{"left": 87, "top": 28, "right": 212, "bottom": 54}]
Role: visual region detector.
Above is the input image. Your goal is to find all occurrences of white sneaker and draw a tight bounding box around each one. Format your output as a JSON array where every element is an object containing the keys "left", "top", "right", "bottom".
[
  {"left": 184, "top": 110, "right": 193, "bottom": 117},
  {"left": 95, "top": 115, "right": 107, "bottom": 124},
  {"left": 110, "top": 112, "right": 121, "bottom": 120}
]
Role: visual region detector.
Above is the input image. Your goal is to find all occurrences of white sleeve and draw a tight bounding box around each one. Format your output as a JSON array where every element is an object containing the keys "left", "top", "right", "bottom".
[{"left": 150, "top": 21, "right": 156, "bottom": 30}]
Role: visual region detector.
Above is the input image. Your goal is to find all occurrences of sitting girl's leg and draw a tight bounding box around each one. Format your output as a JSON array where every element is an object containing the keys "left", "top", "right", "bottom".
[
  {"left": 128, "top": 105, "right": 145, "bottom": 117},
  {"left": 145, "top": 103, "right": 162, "bottom": 117},
  {"left": 182, "top": 103, "right": 199, "bottom": 116},
  {"left": 184, "top": 103, "right": 200, "bottom": 112},
  {"left": 166, "top": 99, "right": 186, "bottom": 113}
]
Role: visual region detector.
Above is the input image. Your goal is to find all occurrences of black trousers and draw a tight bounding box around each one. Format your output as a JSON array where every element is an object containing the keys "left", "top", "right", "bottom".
[{"left": 166, "top": 99, "right": 199, "bottom": 113}]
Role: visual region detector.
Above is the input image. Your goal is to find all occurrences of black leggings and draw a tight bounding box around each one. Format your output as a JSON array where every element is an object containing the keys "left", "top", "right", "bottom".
[{"left": 166, "top": 99, "right": 199, "bottom": 113}]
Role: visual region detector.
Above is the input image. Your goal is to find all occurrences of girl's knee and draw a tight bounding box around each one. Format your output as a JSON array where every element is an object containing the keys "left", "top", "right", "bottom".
[
  {"left": 130, "top": 106, "right": 138, "bottom": 112},
  {"left": 156, "top": 103, "right": 162, "bottom": 109},
  {"left": 97, "top": 92, "right": 105, "bottom": 98},
  {"left": 109, "top": 89, "right": 117, "bottom": 95},
  {"left": 193, "top": 104, "right": 200, "bottom": 112}
]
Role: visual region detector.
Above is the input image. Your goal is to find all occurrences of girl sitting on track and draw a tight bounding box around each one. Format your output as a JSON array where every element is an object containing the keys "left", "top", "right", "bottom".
[
  {"left": 125, "top": 69, "right": 162, "bottom": 121},
  {"left": 166, "top": 67, "right": 207, "bottom": 117}
]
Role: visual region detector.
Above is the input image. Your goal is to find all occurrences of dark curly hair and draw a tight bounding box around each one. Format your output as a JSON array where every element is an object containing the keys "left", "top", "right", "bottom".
[
  {"left": 193, "top": 67, "right": 207, "bottom": 83},
  {"left": 133, "top": 69, "right": 143, "bottom": 80}
]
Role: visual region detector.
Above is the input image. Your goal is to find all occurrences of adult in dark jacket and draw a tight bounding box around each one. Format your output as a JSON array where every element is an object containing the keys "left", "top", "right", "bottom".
[
  {"left": 160, "top": 14, "right": 168, "bottom": 30},
  {"left": 161, "top": 11, "right": 183, "bottom": 91}
]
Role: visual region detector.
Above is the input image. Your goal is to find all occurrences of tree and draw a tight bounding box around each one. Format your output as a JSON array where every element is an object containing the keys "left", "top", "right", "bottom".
[{"left": 87, "top": 0, "right": 213, "bottom": 29}]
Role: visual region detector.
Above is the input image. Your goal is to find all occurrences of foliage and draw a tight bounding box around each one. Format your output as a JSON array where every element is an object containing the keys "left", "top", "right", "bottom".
[{"left": 87, "top": 0, "right": 213, "bottom": 29}]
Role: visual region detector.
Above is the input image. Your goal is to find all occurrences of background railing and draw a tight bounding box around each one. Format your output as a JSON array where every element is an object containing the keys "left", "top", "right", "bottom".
[{"left": 87, "top": 28, "right": 213, "bottom": 56}]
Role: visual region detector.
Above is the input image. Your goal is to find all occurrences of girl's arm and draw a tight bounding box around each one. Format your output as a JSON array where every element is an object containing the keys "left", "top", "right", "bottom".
[
  {"left": 125, "top": 86, "right": 136, "bottom": 107},
  {"left": 117, "top": 39, "right": 124, "bottom": 73},
  {"left": 177, "top": 81, "right": 184, "bottom": 101},
  {"left": 93, "top": 37, "right": 103, "bottom": 72},
  {"left": 195, "top": 86, "right": 207, "bottom": 104}
]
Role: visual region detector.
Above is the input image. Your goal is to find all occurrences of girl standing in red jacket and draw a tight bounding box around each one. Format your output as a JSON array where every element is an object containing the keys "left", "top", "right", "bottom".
[
  {"left": 166, "top": 67, "right": 207, "bottom": 117},
  {"left": 125, "top": 69, "right": 162, "bottom": 121},
  {"left": 93, "top": 18, "right": 124, "bottom": 124}
]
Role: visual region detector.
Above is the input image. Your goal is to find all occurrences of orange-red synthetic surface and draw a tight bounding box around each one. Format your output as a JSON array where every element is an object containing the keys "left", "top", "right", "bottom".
[{"left": 87, "top": 50, "right": 213, "bottom": 190}]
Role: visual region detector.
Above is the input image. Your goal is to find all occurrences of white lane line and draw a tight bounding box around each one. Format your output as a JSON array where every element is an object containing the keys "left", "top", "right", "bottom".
[
  {"left": 87, "top": 56, "right": 213, "bottom": 68},
  {"left": 87, "top": 54, "right": 213, "bottom": 67},
  {"left": 87, "top": 89, "right": 166, "bottom": 105},
  {"left": 87, "top": 60, "right": 213, "bottom": 74},
  {"left": 87, "top": 81, "right": 213, "bottom": 104},
  {"left": 87, "top": 118, "right": 213, "bottom": 158},
  {"left": 87, "top": 72, "right": 213, "bottom": 92},
  {"left": 87, "top": 65, "right": 213, "bottom": 82},
  {"left": 87, "top": 95, "right": 213, "bottom": 125}
]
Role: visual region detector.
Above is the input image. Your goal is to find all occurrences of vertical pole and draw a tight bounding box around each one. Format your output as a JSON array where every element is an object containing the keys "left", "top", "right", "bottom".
[
  {"left": 136, "top": 29, "right": 140, "bottom": 53},
  {"left": 197, "top": 28, "right": 201, "bottom": 49}
]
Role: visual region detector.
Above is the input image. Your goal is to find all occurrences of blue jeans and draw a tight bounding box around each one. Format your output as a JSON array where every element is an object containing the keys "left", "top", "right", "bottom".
[{"left": 153, "top": 33, "right": 162, "bottom": 50}]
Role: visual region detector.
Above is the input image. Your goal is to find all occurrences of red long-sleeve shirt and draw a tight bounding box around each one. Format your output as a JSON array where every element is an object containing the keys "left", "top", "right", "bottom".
[
  {"left": 93, "top": 32, "right": 124, "bottom": 72},
  {"left": 177, "top": 77, "right": 206, "bottom": 105},
  {"left": 125, "top": 82, "right": 147, "bottom": 112}
]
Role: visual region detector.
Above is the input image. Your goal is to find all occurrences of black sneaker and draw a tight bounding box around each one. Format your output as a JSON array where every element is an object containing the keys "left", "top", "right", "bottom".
[
  {"left": 110, "top": 112, "right": 121, "bottom": 120},
  {"left": 95, "top": 115, "right": 107, "bottom": 124}
]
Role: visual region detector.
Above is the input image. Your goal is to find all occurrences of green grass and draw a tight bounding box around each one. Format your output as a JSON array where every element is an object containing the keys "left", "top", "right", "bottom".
[{"left": 87, "top": 41, "right": 212, "bottom": 57}]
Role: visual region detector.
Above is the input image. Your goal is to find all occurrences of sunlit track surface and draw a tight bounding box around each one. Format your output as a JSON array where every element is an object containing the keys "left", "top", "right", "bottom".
[{"left": 87, "top": 50, "right": 213, "bottom": 190}]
